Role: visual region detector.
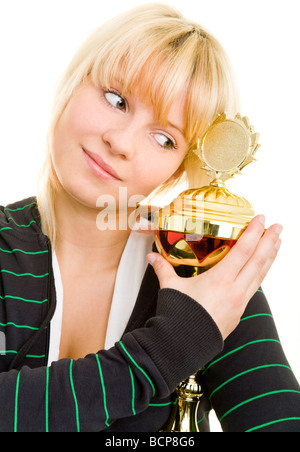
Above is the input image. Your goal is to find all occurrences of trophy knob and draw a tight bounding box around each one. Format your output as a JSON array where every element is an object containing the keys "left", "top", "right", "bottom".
[
  {"left": 159, "top": 374, "right": 203, "bottom": 433},
  {"left": 177, "top": 374, "right": 203, "bottom": 400}
]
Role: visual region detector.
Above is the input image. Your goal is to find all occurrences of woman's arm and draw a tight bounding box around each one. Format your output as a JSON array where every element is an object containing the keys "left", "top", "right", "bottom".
[
  {"left": 0, "top": 289, "right": 223, "bottom": 432},
  {"left": 202, "top": 289, "right": 300, "bottom": 432},
  {"left": 148, "top": 215, "right": 300, "bottom": 431}
]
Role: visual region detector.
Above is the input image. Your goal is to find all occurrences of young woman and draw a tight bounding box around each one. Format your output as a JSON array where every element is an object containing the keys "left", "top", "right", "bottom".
[{"left": 0, "top": 3, "right": 299, "bottom": 432}]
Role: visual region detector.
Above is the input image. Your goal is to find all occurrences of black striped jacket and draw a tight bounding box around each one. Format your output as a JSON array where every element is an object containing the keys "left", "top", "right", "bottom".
[{"left": 0, "top": 197, "right": 300, "bottom": 432}]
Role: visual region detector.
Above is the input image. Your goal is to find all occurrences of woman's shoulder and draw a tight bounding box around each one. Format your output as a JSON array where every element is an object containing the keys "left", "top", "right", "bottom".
[
  {"left": 0, "top": 196, "right": 48, "bottom": 245},
  {"left": 0, "top": 196, "right": 38, "bottom": 226},
  {"left": 0, "top": 196, "right": 37, "bottom": 219}
]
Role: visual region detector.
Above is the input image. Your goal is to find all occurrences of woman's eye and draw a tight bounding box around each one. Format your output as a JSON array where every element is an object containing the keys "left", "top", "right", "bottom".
[
  {"left": 104, "top": 91, "right": 126, "bottom": 111},
  {"left": 154, "top": 133, "right": 177, "bottom": 150}
]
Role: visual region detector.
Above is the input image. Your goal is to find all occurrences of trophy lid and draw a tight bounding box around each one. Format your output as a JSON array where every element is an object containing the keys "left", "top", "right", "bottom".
[{"left": 153, "top": 113, "right": 260, "bottom": 240}]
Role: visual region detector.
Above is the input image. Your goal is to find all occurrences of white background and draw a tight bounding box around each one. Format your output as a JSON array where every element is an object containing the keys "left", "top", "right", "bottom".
[{"left": 0, "top": 0, "right": 299, "bottom": 432}]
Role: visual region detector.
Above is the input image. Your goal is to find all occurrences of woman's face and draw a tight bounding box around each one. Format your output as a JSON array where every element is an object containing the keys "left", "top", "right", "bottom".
[{"left": 51, "top": 79, "right": 189, "bottom": 210}]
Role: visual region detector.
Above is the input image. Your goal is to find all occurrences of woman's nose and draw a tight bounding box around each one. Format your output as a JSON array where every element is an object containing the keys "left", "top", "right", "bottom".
[{"left": 102, "top": 124, "right": 138, "bottom": 160}]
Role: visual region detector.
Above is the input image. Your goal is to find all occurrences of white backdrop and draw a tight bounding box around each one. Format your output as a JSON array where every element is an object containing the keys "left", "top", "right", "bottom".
[{"left": 0, "top": 0, "right": 299, "bottom": 432}]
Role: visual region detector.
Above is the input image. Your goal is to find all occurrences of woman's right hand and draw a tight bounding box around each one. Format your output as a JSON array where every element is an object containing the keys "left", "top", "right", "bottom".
[{"left": 147, "top": 215, "right": 283, "bottom": 340}]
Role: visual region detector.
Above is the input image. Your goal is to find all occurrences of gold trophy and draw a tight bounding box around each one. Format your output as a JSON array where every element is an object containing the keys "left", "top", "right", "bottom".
[{"left": 153, "top": 113, "right": 260, "bottom": 432}]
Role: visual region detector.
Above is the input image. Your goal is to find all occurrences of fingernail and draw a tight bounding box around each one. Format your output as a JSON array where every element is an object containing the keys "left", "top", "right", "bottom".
[
  {"left": 146, "top": 254, "right": 156, "bottom": 265},
  {"left": 275, "top": 224, "right": 283, "bottom": 235},
  {"left": 275, "top": 238, "right": 282, "bottom": 250},
  {"left": 257, "top": 215, "right": 266, "bottom": 225}
]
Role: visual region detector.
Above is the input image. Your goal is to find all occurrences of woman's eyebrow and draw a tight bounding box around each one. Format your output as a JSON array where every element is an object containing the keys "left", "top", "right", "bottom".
[
  {"left": 112, "top": 78, "right": 133, "bottom": 95},
  {"left": 112, "top": 77, "right": 185, "bottom": 137},
  {"left": 167, "top": 121, "right": 185, "bottom": 136}
]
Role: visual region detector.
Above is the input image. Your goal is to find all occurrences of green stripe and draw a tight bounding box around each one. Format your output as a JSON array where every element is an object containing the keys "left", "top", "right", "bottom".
[
  {"left": 95, "top": 355, "right": 110, "bottom": 427},
  {"left": 0, "top": 227, "right": 12, "bottom": 232},
  {"left": 0, "top": 350, "right": 18, "bottom": 355},
  {"left": 14, "top": 371, "right": 21, "bottom": 432},
  {"left": 149, "top": 402, "right": 173, "bottom": 407},
  {"left": 220, "top": 390, "right": 300, "bottom": 421},
  {"left": 45, "top": 367, "right": 49, "bottom": 432},
  {"left": 0, "top": 247, "right": 48, "bottom": 255},
  {"left": 26, "top": 354, "right": 46, "bottom": 359},
  {"left": 240, "top": 313, "right": 273, "bottom": 322},
  {"left": 119, "top": 341, "right": 155, "bottom": 397},
  {"left": 0, "top": 350, "right": 45, "bottom": 358},
  {"left": 202, "top": 339, "right": 281, "bottom": 375},
  {"left": 245, "top": 417, "right": 300, "bottom": 432},
  {"left": 0, "top": 321, "right": 39, "bottom": 331},
  {"left": 209, "top": 364, "right": 292, "bottom": 400},
  {"left": 0, "top": 294, "right": 48, "bottom": 304},
  {"left": 0, "top": 269, "right": 49, "bottom": 278},
  {"left": 128, "top": 365, "right": 136, "bottom": 416},
  {"left": 69, "top": 361, "right": 80, "bottom": 432},
  {"left": 4, "top": 202, "right": 36, "bottom": 212},
  {"left": 7, "top": 218, "right": 36, "bottom": 228}
]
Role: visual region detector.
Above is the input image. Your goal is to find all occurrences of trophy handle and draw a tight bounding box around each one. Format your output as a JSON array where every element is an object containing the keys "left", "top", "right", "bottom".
[{"left": 160, "top": 373, "right": 203, "bottom": 432}]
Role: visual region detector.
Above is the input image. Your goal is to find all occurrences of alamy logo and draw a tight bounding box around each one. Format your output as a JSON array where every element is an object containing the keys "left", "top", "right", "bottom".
[
  {"left": 95, "top": 186, "right": 203, "bottom": 233},
  {"left": 0, "top": 331, "right": 6, "bottom": 355}
]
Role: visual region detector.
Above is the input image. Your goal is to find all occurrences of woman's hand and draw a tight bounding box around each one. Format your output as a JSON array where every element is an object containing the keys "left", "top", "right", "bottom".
[{"left": 147, "top": 215, "right": 282, "bottom": 340}]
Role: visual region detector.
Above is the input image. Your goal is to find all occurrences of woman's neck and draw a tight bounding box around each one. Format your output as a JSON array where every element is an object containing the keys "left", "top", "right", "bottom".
[{"left": 53, "top": 188, "right": 132, "bottom": 273}]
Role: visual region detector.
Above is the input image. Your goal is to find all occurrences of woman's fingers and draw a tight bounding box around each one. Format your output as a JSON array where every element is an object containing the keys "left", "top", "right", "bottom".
[
  {"left": 214, "top": 215, "right": 266, "bottom": 281},
  {"left": 146, "top": 252, "right": 178, "bottom": 289},
  {"left": 236, "top": 223, "right": 282, "bottom": 299}
]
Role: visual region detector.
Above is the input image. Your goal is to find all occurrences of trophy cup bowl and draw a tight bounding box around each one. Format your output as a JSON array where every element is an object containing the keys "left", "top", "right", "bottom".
[
  {"left": 152, "top": 113, "right": 260, "bottom": 431},
  {"left": 153, "top": 183, "right": 256, "bottom": 278}
]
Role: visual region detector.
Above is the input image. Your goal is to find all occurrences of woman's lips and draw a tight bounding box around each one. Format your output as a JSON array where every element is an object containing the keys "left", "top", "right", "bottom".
[{"left": 82, "top": 147, "right": 121, "bottom": 182}]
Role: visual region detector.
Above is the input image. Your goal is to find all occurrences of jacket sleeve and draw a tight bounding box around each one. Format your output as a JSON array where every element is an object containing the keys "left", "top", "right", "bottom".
[
  {"left": 201, "top": 289, "right": 300, "bottom": 432},
  {"left": 0, "top": 288, "right": 223, "bottom": 432}
]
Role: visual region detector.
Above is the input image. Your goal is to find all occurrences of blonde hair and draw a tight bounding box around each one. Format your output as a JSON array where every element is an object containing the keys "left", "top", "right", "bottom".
[{"left": 37, "top": 2, "right": 240, "bottom": 244}]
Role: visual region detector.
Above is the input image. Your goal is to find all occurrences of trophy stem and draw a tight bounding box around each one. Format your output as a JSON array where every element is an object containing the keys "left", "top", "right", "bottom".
[
  {"left": 160, "top": 374, "right": 203, "bottom": 432},
  {"left": 210, "top": 178, "right": 226, "bottom": 188}
]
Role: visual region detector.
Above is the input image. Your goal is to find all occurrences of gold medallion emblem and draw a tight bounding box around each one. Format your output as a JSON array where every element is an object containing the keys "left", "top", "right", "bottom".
[{"left": 194, "top": 113, "right": 260, "bottom": 184}]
